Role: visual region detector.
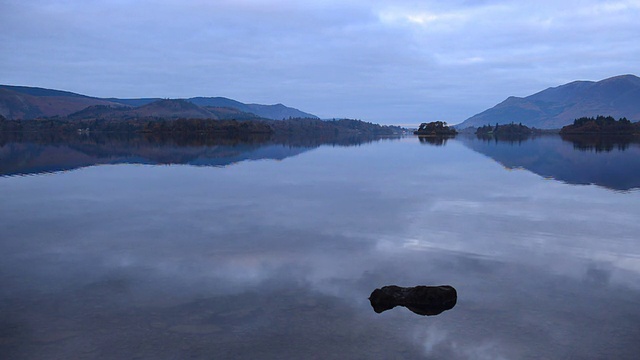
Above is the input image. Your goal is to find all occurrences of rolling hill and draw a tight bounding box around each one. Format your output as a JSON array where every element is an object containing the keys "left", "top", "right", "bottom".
[
  {"left": 0, "top": 85, "right": 318, "bottom": 120},
  {"left": 185, "top": 97, "right": 318, "bottom": 119},
  {"left": 457, "top": 74, "right": 640, "bottom": 129},
  {"left": 65, "top": 99, "right": 265, "bottom": 121}
]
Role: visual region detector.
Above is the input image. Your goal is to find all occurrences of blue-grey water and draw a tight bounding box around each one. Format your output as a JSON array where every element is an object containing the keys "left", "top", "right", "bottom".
[{"left": 1, "top": 135, "right": 639, "bottom": 359}]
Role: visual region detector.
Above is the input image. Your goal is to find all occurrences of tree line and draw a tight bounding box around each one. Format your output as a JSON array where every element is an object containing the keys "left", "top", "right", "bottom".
[
  {"left": 476, "top": 122, "right": 533, "bottom": 136},
  {"left": 560, "top": 116, "right": 639, "bottom": 134},
  {"left": 0, "top": 114, "right": 401, "bottom": 139}
]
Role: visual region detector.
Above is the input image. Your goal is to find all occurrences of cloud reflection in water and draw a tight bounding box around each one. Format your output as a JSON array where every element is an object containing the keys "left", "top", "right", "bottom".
[{"left": 1, "top": 137, "right": 639, "bottom": 359}]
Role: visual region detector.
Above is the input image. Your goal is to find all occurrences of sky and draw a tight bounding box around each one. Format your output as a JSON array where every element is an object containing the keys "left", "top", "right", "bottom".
[{"left": 1, "top": 0, "right": 639, "bottom": 125}]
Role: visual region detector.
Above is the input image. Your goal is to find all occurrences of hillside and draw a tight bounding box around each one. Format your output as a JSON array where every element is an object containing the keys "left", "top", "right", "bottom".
[
  {"left": 457, "top": 74, "right": 640, "bottom": 129},
  {"left": 187, "top": 97, "right": 318, "bottom": 120},
  {"left": 0, "top": 85, "right": 319, "bottom": 121},
  {"left": 559, "top": 115, "right": 640, "bottom": 135},
  {"left": 245, "top": 103, "right": 317, "bottom": 120},
  {"left": 130, "top": 99, "right": 218, "bottom": 119},
  {"left": 0, "top": 86, "right": 122, "bottom": 119},
  {"left": 67, "top": 99, "right": 223, "bottom": 120}
]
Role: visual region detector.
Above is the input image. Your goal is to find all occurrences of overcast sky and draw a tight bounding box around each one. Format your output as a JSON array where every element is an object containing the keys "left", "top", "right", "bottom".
[{"left": 1, "top": 0, "right": 639, "bottom": 125}]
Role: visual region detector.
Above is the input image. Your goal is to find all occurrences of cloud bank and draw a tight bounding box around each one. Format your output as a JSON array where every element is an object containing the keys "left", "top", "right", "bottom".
[{"left": 1, "top": 0, "right": 639, "bottom": 124}]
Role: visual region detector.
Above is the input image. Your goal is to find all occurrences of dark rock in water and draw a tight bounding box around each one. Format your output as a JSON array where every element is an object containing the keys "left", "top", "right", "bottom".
[{"left": 368, "top": 285, "right": 457, "bottom": 316}]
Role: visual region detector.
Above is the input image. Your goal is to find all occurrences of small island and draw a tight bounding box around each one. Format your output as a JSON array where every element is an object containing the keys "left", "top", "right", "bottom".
[
  {"left": 560, "top": 116, "right": 640, "bottom": 135},
  {"left": 413, "top": 121, "right": 457, "bottom": 136},
  {"left": 476, "top": 122, "right": 533, "bottom": 136}
]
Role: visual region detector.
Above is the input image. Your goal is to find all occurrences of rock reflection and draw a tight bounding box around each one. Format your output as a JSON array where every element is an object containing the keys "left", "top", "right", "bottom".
[{"left": 369, "top": 285, "right": 457, "bottom": 316}]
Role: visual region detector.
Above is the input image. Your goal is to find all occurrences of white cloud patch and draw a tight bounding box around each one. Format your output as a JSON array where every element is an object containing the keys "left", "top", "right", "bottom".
[{"left": 378, "top": 8, "right": 470, "bottom": 28}]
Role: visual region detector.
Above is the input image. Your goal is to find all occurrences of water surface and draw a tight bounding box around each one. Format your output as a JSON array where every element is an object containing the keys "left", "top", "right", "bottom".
[{"left": 1, "top": 135, "right": 639, "bottom": 359}]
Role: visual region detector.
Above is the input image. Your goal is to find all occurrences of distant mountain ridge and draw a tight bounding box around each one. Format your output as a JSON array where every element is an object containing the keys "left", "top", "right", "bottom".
[
  {"left": 457, "top": 74, "right": 640, "bottom": 129},
  {"left": 65, "top": 99, "right": 262, "bottom": 121},
  {"left": 0, "top": 85, "right": 319, "bottom": 120}
]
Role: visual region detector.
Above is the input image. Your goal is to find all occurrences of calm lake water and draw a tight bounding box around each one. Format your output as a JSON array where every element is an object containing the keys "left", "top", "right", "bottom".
[{"left": 1, "top": 134, "right": 639, "bottom": 359}]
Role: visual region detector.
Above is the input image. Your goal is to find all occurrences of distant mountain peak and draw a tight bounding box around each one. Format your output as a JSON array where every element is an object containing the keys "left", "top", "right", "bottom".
[
  {"left": 457, "top": 74, "right": 640, "bottom": 129},
  {"left": 605, "top": 74, "right": 639, "bottom": 81}
]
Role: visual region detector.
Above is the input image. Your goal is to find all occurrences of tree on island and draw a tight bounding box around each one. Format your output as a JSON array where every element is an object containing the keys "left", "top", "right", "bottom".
[
  {"left": 476, "top": 122, "right": 532, "bottom": 136},
  {"left": 414, "top": 121, "right": 457, "bottom": 136},
  {"left": 560, "top": 115, "right": 638, "bottom": 135}
]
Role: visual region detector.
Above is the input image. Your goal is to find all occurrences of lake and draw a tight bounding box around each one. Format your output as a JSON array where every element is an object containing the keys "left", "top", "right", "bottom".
[{"left": 1, "top": 134, "right": 639, "bottom": 359}]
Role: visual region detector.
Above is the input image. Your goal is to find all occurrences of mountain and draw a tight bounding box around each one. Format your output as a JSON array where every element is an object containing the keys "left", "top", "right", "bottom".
[
  {"left": 66, "top": 99, "right": 225, "bottom": 120},
  {"left": 0, "top": 85, "right": 319, "bottom": 120},
  {"left": 187, "top": 97, "right": 318, "bottom": 119},
  {"left": 129, "top": 99, "right": 218, "bottom": 119},
  {"left": 186, "top": 96, "right": 253, "bottom": 112},
  {"left": 457, "top": 74, "right": 640, "bottom": 129},
  {"left": 66, "top": 100, "right": 264, "bottom": 121},
  {"left": 245, "top": 103, "right": 318, "bottom": 120},
  {"left": 0, "top": 85, "right": 122, "bottom": 119}
]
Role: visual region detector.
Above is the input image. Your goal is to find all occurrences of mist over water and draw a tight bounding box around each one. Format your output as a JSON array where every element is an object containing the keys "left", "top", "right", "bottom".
[{"left": 1, "top": 135, "right": 639, "bottom": 359}]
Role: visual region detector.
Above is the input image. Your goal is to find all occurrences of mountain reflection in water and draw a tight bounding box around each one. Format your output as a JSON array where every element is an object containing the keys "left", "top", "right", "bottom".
[
  {"left": 1, "top": 134, "right": 639, "bottom": 359},
  {"left": 456, "top": 134, "right": 640, "bottom": 191},
  {"left": 0, "top": 132, "right": 392, "bottom": 177},
  {"left": 560, "top": 134, "right": 640, "bottom": 152}
]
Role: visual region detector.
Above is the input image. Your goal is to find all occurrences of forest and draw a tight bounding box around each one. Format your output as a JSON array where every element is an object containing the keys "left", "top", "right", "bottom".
[
  {"left": 0, "top": 114, "right": 401, "bottom": 139},
  {"left": 475, "top": 122, "right": 533, "bottom": 136},
  {"left": 413, "top": 121, "right": 457, "bottom": 136},
  {"left": 559, "top": 116, "right": 639, "bottom": 134}
]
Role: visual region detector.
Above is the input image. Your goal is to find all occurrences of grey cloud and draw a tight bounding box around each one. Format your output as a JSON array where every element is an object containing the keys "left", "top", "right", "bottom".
[{"left": 1, "top": 0, "right": 639, "bottom": 124}]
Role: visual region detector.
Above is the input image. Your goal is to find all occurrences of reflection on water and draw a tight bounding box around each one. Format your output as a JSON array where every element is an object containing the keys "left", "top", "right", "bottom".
[
  {"left": 458, "top": 134, "right": 640, "bottom": 191},
  {"left": 474, "top": 133, "right": 533, "bottom": 145},
  {"left": 369, "top": 285, "right": 457, "bottom": 316},
  {"left": 1, "top": 134, "right": 639, "bottom": 359},
  {"left": 417, "top": 136, "right": 453, "bottom": 146},
  {"left": 0, "top": 132, "right": 390, "bottom": 177},
  {"left": 560, "top": 133, "right": 639, "bottom": 152}
]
